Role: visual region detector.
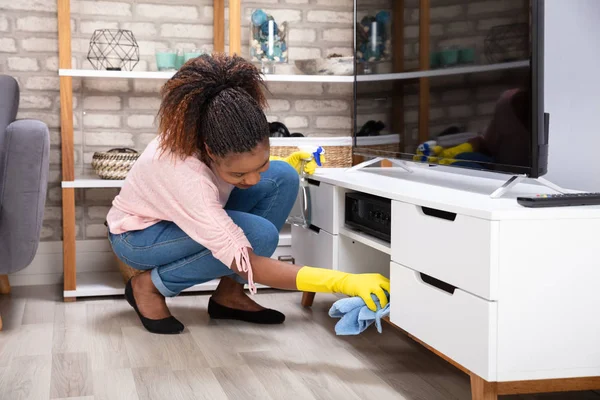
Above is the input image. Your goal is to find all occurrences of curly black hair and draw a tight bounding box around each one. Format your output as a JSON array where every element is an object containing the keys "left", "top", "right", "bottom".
[{"left": 157, "top": 53, "right": 270, "bottom": 160}]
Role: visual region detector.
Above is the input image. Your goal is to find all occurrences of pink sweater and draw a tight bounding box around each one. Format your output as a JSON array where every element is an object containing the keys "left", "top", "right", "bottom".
[{"left": 106, "top": 137, "right": 256, "bottom": 292}]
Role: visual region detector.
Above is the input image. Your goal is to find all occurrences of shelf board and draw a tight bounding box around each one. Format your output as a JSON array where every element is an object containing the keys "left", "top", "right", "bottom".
[
  {"left": 59, "top": 68, "right": 353, "bottom": 83},
  {"left": 339, "top": 226, "right": 391, "bottom": 255},
  {"left": 356, "top": 60, "right": 530, "bottom": 82},
  {"left": 62, "top": 176, "right": 124, "bottom": 188},
  {"left": 63, "top": 271, "right": 269, "bottom": 298},
  {"left": 59, "top": 69, "right": 174, "bottom": 79},
  {"left": 265, "top": 74, "right": 353, "bottom": 83},
  {"left": 59, "top": 61, "right": 528, "bottom": 84}
]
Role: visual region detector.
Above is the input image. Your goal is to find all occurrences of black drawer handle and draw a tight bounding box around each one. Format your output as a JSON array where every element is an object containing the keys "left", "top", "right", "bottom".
[
  {"left": 421, "top": 206, "right": 456, "bottom": 221},
  {"left": 307, "top": 178, "right": 321, "bottom": 187},
  {"left": 419, "top": 273, "right": 456, "bottom": 295},
  {"left": 278, "top": 255, "right": 295, "bottom": 264},
  {"left": 308, "top": 224, "right": 320, "bottom": 234}
]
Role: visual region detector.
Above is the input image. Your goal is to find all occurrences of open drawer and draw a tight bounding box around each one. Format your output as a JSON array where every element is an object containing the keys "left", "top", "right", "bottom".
[
  {"left": 289, "top": 180, "right": 336, "bottom": 234},
  {"left": 291, "top": 225, "right": 336, "bottom": 270},
  {"left": 390, "top": 262, "right": 498, "bottom": 381}
]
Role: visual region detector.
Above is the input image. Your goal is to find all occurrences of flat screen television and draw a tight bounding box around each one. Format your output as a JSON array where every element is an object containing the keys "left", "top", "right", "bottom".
[{"left": 352, "top": 0, "right": 548, "bottom": 178}]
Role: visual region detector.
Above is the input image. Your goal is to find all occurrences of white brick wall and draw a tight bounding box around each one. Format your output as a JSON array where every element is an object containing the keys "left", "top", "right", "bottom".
[
  {"left": 0, "top": 38, "right": 17, "bottom": 53},
  {"left": 84, "top": 96, "right": 122, "bottom": 111},
  {"left": 16, "top": 16, "right": 57, "bottom": 32},
  {"left": 283, "top": 116, "right": 309, "bottom": 129},
  {"left": 1, "top": 0, "right": 57, "bottom": 12},
  {"left": 85, "top": 132, "right": 134, "bottom": 147},
  {"left": 159, "top": 24, "right": 212, "bottom": 39},
  {"left": 7, "top": 57, "right": 39, "bottom": 72},
  {"left": 83, "top": 114, "right": 121, "bottom": 129},
  {"left": 306, "top": 11, "right": 353, "bottom": 24},
  {"left": 74, "top": 1, "right": 132, "bottom": 17},
  {"left": 22, "top": 38, "right": 59, "bottom": 52},
  {"left": 0, "top": 16, "right": 9, "bottom": 31}
]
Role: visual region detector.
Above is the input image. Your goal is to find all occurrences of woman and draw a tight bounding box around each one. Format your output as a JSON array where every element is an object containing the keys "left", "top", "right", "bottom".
[{"left": 107, "top": 53, "right": 389, "bottom": 335}]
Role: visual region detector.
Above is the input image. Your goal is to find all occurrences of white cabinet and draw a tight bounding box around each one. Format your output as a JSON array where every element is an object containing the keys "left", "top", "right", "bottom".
[{"left": 293, "top": 167, "right": 600, "bottom": 394}]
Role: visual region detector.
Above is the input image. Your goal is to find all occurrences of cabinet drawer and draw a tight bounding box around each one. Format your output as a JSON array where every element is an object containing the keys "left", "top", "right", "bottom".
[
  {"left": 391, "top": 201, "right": 498, "bottom": 300},
  {"left": 390, "top": 262, "right": 497, "bottom": 380},
  {"left": 290, "top": 180, "right": 335, "bottom": 234},
  {"left": 291, "top": 225, "right": 336, "bottom": 270},
  {"left": 272, "top": 246, "right": 293, "bottom": 262}
]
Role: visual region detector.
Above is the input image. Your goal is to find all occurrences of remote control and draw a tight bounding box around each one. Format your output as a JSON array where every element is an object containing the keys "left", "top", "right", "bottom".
[{"left": 517, "top": 193, "right": 600, "bottom": 208}]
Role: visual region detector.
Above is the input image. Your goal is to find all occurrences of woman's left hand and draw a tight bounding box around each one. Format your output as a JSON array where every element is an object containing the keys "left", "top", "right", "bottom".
[{"left": 271, "top": 151, "right": 325, "bottom": 175}]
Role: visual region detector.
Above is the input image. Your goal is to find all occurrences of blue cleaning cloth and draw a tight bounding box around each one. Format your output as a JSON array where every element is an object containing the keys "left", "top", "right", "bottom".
[{"left": 328, "top": 293, "right": 390, "bottom": 335}]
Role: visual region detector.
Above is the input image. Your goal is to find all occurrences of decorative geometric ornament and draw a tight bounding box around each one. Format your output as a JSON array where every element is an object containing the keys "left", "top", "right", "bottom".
[
  {"left": 87, "top": 29, "right": 140, "bottom": 71},
  {"left": 484, "top": 23, "right": 529, "bottom": 64}
]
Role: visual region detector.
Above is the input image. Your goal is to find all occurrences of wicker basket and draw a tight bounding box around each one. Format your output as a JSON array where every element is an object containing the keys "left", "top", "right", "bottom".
[
  {"left": 115, "top": 253, "right": 142, "bottom": 283},
  {"left": 92, "top": 148, "right": 139, "bottom": 180},
  {"left": 270, "top": 145, "right": 352, "bottom": 168}
]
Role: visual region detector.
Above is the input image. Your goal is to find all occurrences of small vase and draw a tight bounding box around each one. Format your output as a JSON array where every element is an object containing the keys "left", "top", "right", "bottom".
[
  {"left": 356, "top": 10, "right": 392, "bottom": 65},
  {"left": 249, "top": 9, "right": 288, "bottom": 69}
]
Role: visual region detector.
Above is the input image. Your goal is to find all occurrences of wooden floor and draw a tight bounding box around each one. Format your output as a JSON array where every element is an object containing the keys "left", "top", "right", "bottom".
[{"left": 1, "top": 285, "right": 599, "bottom": 400}]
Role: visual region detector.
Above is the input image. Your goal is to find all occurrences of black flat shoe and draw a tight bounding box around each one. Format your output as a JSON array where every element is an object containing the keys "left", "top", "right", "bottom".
[
  {"left": 208, "top": 297, "right": 285, "bottom": 324},
  {"left": 125, "top": 278, "right": 184, "bottom": 334}
]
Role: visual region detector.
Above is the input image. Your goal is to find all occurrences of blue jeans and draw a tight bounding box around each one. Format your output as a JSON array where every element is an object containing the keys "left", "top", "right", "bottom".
[{"left": 108, "top": 161, "right": 299, "bottom": 297}]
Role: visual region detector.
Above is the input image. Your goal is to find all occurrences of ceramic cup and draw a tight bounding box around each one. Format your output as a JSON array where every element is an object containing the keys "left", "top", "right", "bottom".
[
  {"left": 430, "top": 51, "right": 440, "bottom": 69},
  {"left": 155, "top": 48, "right": 177, "bottom": 71},
  {"left": 439, "top": 48, "right": 459, "bottom": 67},
  {"left": 184, "top": 49, "right": 204, "bottom": 62},
  {"left": 175, "top": 49, "right": 185, "bottom": 69},
  {"left": 458, "top": 47, "right": 475, "bottom": 64}
]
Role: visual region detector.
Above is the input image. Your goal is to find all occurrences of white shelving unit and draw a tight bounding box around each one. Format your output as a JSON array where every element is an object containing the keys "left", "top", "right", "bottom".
[{"left": 59, "top": 68, "right": 354, "bottom": 83}]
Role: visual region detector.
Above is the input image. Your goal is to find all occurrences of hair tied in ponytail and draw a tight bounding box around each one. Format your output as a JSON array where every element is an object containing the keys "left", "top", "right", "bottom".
[
  {"left": 206, "top": 83, "right": 233, "bottom": 101},
  {"left": 158, "top": 53, "right": 270, "bottom": 159}
]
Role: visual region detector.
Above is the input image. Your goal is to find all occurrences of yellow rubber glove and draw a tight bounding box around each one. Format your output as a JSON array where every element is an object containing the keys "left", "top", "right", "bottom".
[
  {"left": 438, "top": 142, "right": 474, "bottom": 160},
  {"left": 296, "top": 266, "right": 390, "bottom": 311},
  {"left": 270, "top": 151, "right": 325, "bottom": 175},
  {"left": 415, "top": 142, "right": 474, "bottom": 165},
  {"left": 413, "top": 142, "right": 443, "bottom": 163}
]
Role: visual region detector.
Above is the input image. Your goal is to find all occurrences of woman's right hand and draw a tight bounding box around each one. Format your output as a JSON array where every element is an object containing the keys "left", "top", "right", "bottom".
[
  {"left": 335, "top": 272, "right": 390, "bottom": 311},
  {"left": 296, "top": 266, "right": 390, "bottom": 311}
]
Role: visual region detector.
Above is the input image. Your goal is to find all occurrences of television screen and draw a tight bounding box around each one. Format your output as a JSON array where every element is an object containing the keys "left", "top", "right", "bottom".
[{"left": 353, "top": 0, "right": 546, "bottom": 177}]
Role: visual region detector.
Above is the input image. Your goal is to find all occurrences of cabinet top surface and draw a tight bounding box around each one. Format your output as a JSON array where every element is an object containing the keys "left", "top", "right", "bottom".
[{"left": 312, "top": 167, "right": 600, "bottom": 220}]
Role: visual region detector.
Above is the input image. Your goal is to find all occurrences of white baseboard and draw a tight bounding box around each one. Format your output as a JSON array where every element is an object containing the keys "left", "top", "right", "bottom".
[{"left": 9, "top": 235, "right": 293, "bottom": 287}]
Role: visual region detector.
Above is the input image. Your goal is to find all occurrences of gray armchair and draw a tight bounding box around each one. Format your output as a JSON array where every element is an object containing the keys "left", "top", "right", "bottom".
[{"left": 0, "top": 75, "right": 50, "bottom": 330}]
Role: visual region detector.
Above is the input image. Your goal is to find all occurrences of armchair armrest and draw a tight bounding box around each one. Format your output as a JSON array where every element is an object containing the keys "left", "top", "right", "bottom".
[{"left": 0, "top": 119, "right": 50, "bottom": 273}]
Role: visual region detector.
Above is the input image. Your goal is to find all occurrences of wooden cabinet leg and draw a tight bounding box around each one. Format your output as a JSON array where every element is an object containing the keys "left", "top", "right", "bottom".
[
  {"left": 62, "top": 188, "right": 76, "bottom": 301},
  {"left": 301, "top": 292, "right": 315, "bottom": 307},
  {"left": 0, "top": 275, "right": 10, "bottom": 294},
  {"left": 471, "top": 374, "right": 498, "bottom": 400}
]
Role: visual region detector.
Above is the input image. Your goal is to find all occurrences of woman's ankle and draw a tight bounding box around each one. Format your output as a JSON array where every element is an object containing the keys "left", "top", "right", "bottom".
[
  {"left": 131, "top": 271, "right": 173, "bottom": 319},
  {"left": 211, "top": 276, "right": 265, "bottom": 312},
  {"left": 213, "top": 275, "right": 243, "bottom": 297}
]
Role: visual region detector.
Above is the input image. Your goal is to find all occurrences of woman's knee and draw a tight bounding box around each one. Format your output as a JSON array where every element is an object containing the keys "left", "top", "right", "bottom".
[
  {"left": 246, "top": 218, "right": 279, "bottom": 257},
  {"left": 269, "top": 161, "right": 299, "bottom": 211},
  {"left": 271, "top": 160, "right": 300, "bottom": 189}
]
